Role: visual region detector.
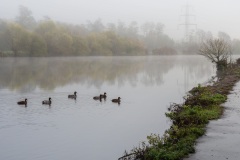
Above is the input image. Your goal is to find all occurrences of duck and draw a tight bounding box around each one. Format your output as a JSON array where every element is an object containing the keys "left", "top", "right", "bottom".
[
  {"left": 93, "top": 94, "right": 102, "bottom": 100},
  {"left": 100, "top": 92, "right": 107, "bottom": 99},
  {"left": 112, "top": 97, "right": 121, "bottom": 103},
  {"left": 17, "top": 98, "right": 27, "bottom": 105},
  {"left": 68, "top": 91, "right": 77, "bottom": 99},
  {"left": 42, "top": 97, "right": 52, "bottom": 105}
]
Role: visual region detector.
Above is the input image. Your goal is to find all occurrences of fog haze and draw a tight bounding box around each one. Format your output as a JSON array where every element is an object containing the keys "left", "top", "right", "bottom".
[{"left": 1, "top": 0, "right": 240, "bottom": 40}]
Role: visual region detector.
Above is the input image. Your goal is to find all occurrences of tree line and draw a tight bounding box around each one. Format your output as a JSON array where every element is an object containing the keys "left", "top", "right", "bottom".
[
  {"left": 0, "top": 6, "right": 175, "bottom": 57},
  {"left": 1, "top": 6, "right": 240, "bottom": 56},
  {"left": 0, "top": 19, "right": 146, "bottom": 56}
]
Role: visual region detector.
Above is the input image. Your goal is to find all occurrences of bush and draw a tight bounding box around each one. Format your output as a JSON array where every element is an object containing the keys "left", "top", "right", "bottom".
[
  {"left": 185, "top": 85, "right": 226, "bottom": 106},
  {"left": 236, "top": 58, "right": 240, "bottom": 65}
]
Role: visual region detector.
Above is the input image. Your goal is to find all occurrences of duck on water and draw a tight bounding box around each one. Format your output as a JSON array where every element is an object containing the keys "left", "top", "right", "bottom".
[
  {"left": 68, "top": 91, "right": 77, "bottom": 99},
  {"left": 42, "top": 97, "right": 52, "bottom": 105},
  {"left": 93, "top": 94, "right": 103, "bottom": 100},
  {"left": 112, "top": 97, "right": 121, "bottom": 103},
  {"left": 100, "top": 92, "right": 107, "bottom": 99},
  {"left": 17, "top": 99, "right": 27, "bottom": 105}
]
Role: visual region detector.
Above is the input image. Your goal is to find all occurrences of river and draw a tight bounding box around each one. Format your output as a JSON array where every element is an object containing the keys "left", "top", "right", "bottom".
[{"left": 0, "top": 56, "right": 215, "bottom": 160}]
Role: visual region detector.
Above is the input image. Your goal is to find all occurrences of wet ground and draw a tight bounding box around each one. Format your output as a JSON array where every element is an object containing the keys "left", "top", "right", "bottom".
[{"left": 186, "top": 81, "right": 240, "bottom": 160}]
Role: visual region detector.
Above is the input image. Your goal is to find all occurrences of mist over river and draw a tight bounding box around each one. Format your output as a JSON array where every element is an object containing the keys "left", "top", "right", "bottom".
[{"left": 0, "top": 56, "right": 215, "bottom": 160}]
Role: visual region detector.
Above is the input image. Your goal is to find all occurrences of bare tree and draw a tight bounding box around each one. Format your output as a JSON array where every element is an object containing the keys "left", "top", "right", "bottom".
[{"left": 199, "top": 38, "right": 232, "bottom": 70}]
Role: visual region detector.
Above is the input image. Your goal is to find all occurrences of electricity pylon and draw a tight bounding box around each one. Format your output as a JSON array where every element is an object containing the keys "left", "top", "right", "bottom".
[{"left": 179, "top": 1, "right": 197, "bottom": 42}]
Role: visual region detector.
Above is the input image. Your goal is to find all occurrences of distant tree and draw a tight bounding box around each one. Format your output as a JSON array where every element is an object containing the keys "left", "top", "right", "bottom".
[
  {"left": 87, "top": 19, "right": 105, "bottom": 33},
  {"left": 141, "top": 22, "right": 155, "bottom": 36},
  {"left": 155, "top": 22, "right": 164, "bottom": 35},
  {"left": 232, "top": 39, "right": 240, "bottom": 54},
  {"left": 56, "top": 33, "right": 73, "bottom": 56},
  {"left": 35, "top": 20, "right": 56, "bottom": 35},
  {"left": 72, "top": 36, "right": 90, "bottom": 55},
  {"left": 29, "top": 33, "right": 47, "bottom": 56},
  {"left": 6, "top": 22, "right": 31, "bottom": 56},
  {"left": 218, "top": 31, "right": 231, "bottom": 43},
  {"left": 199, "top": 38, "right": 232, "bottom": 70},
  {"left": 140, "top": 22, "right": 173, "bottom": 53},
  {"left": 195, "top": 29, "right": 213, "bottom": 43},
  {"left": 87, "top": 33, "right": 103, "bottom": 55},
  {"left": 0, "top": 20, "right": 11, "bottom": 51},
  {"left": 104, "top": 31, "right": 121, "bottom": 55},
  {"left": 107, "top": 23, "right": 117, "bottom": 32},
  {"left": 35, "top": 20, "right": 60, "bottom": 55},
  {"left": 127, "top": 21, "right": 139, "bottom": 39},
  {"left": 15, "top": 6, "right": 36, "bottom": 30},
  {"left": 116, "top": 21, "right": 127, "bottom": 36}
]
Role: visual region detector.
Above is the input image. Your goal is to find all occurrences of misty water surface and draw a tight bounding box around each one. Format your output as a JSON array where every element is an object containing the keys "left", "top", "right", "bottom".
[{"left": 0, "top": 56, "right": 215, "bottom": 160}]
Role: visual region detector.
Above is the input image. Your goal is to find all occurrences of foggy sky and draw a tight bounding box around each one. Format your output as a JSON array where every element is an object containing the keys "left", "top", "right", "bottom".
[{"left": 1, "top": 0, "right": 240, "bottom": 40}]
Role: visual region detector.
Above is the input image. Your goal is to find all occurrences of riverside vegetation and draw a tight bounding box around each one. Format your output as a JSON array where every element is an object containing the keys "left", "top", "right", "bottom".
[
  {"left": 119, "top": 59, "right": 240, "bottom": 160},
  {"left": 2, "top": 6, "right": 240, "bottom": 57}
]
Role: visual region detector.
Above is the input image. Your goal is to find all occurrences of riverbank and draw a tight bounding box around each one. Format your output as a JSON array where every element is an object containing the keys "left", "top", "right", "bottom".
[
  {"left": 119, "top": 60, "right": 240, "bottom": 160},
  {"left": 185, "top": 81, "right": 240, "bottom": 160}
]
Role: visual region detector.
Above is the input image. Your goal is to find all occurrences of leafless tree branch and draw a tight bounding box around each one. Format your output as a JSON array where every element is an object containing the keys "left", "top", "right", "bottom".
[{"left": 198, "top": 38, "right": 232, "bottom": 68}]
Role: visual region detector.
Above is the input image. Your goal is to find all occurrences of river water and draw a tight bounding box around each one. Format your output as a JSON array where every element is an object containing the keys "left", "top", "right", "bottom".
[{"left": 0, "top": 56, "right": 215, "bottom": 160}]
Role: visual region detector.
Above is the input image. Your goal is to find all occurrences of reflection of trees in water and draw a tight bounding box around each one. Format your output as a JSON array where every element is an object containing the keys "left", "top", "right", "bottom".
[
  {"left": 141, "top": 56, "right": 214, "bottom": 88},
  {"left": 0, "top": 56, "right": 213, "bottom": 92},
  {"left": 175, "top": 56, "right": 215, "bottom": 79},
  {"left": 141, "top": 57, "right": 175, "bottom": 86},
  {"left": 0, "top": 57, "right": 146, "bottom": 91}
]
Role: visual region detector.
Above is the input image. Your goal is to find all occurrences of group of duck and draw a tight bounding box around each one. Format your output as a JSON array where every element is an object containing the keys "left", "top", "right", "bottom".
[{"left": 17, "top": 91, "right": 121, "bottom": 106}]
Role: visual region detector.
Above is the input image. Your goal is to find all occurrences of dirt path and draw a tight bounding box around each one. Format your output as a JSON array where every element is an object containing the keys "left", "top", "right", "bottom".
[{"left": 186, "top": 81, "right": 240, "bottom": 160}]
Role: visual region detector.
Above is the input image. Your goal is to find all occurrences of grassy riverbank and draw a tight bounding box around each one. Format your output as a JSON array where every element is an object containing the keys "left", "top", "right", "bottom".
[{"left": 119, "top": 61, "right": 240, "bottom": 160}]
